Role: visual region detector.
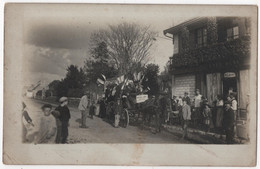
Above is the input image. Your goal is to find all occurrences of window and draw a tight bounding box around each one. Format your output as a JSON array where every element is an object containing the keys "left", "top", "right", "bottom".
[
  {"left": 197, "top": 28, "right": 207, "bottom": 47},
  {"left": 227, "top": 26, "right": 239, "bottom": 41}
]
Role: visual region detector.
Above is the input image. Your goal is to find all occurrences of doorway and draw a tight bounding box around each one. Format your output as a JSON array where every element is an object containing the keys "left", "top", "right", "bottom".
[{"left": 223, "top": 76, "right": 237, "bottom": 100}]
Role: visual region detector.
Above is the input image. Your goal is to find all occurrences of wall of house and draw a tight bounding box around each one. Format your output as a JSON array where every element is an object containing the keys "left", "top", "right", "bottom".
[
  {"left": 173, "top": 34, "right": 179, "bottom": 54},
  {"left": 217, "top": 17, "right": 248, "bottom": 42},
  {"left": 239, "top": 69, "right": 250, "bottom": 109},
  {"left": 171, "top": 74, "right": 196, "bottom": 99}
]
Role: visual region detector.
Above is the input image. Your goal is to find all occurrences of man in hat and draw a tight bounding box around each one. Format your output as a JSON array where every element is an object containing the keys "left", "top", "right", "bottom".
[
  {"left": 55, "top": 97, "right": 71, "bottom": 144},
  {"left": 78, "top": 91, "right": 90, "bottom": 128},
  {"left": 223, "top": 101, "right": 235, "bottom": 144}
]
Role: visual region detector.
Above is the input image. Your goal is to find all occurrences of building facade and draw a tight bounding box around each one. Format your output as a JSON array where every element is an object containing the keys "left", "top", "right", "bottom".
[{"left": 164, "top": 17, "right": 251, "bottom": 128}]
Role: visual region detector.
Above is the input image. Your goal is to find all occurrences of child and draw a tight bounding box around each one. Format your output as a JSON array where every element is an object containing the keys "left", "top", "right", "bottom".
[
  {"left": 202, "top": 103, "right": 214, "bottom": 132},
  {"left": 34, "top": 104, "right": 57, "bottom": 144},
  {"left": 55, "top": 97, "right": 71, "bottom": 144},
  {"left": 89, "top": 100, "right": 96, "bottom": 119},
  {"left": 22, "top": 102, "right": 35, "bottom": 143},
  {"left": 182, "top": 100, "right": 191, "bottom": 139}
]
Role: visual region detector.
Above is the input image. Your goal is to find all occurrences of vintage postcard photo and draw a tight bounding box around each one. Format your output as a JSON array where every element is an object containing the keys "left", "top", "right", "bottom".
[{"left": 3, "top": 4, "right": 257, "bottom": 166}]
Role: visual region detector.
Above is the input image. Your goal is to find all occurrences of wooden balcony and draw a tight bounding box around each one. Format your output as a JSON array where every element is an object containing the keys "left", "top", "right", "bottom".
[{"left": 169, "top": 36, "right": 251, "bottom": 74}]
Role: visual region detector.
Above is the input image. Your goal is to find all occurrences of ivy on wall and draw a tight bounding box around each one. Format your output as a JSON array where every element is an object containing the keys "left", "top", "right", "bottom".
[
  {"left": 170, "top": 37, "right": 250, "bottom": 68},
  {"left": 207, "top": 17, "right": 218, "bottom": 45},
  {"left": 170, "top": 18, "right": 250, "bottom": 70}
]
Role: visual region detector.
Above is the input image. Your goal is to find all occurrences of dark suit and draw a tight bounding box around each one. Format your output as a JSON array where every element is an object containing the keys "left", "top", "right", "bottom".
[
  {"left": 223, "top": 107, "right": 235, "bottom": 144},
  {"left": 55, "top": 105, "right": 71, "bottom": 143}
]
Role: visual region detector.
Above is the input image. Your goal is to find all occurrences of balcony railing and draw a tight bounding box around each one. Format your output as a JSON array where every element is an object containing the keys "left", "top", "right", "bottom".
[{"left": 170, "top": 36, "right": 250, "bottom": 70}]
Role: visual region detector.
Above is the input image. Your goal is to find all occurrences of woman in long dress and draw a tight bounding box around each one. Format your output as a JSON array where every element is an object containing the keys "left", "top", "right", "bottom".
[{"left": 215, "top": 95, "right": 224, "bottom": 132}]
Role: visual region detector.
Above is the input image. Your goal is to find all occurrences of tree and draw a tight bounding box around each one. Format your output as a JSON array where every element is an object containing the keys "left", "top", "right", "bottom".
[
  {"left": 84, "top": 42, "right": 118, "bottom": 83},
  {"left": 56, "top": 65, "right": 87, "bottom": 98},
  {"left": 90, "top": 22, "right": 157, "bottom": 75},
  {"left": 142, "top": 63, "right": 160, "bottom": 95},
  {"left": 48, "top": 80, "right": 60, "bottom": 96}
]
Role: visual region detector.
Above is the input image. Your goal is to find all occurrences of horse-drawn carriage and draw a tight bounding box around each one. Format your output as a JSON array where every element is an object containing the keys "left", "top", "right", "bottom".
[{"left": 100, "top": 73, "right": 164, "bottom": 131}]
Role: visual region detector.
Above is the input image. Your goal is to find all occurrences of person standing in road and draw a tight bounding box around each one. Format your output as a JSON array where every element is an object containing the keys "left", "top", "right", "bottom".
[
  {"left": 223, "top": 101, "right": 235, "bottom": 144},
  {"left": 215, "top": 95, "right": 224, "bottom": 132},
  {"left": 182, "top": 100, "right": 191, "bottom": 139},
  {"left": 98, "top": 96, "right": 106, "bottom": 119},
  {"left": 34, "top": 104, "right": 57, "bottom": 144},
  {"left": 78, "top": 92, "right": 89, "bottom": 128},
  {"left": 194, "top": 89, "right": 203, "bottom": 124},
  {"left": 89, "top": 100, "right": 96, "bottom": 119},
  {"left": 55, "top": 97, "right": 71, "bottom": 144},
  {"left": 114, "top": 98, "right": 122, "bottom": 128},
  {"left": 202, "top": 103, "right": 214, "bottom": 132}
]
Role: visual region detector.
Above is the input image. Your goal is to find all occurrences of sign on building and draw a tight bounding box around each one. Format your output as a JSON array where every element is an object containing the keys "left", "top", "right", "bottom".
[
  {"left": 136, "top": 94, "right": 148, "bottom": 103},
  {"left": 224, "top": 72, "right": 236, "bottom": 78}
]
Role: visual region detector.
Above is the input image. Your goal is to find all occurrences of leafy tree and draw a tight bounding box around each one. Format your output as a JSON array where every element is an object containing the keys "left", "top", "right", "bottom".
[
  {"left": 56, "top": 65, "right": 87, "bottom": 98},
  {"left": 47, "top": 80, "right": 60, "bottom": 97},
  {"left": 84, "top": 42, "right": 118, "bottom": 83},
  {"left": 142, "top": 63, "right": 160, "bottom": 95}
]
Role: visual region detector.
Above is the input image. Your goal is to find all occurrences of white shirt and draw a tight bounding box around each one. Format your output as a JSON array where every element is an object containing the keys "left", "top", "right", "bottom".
[
  {"left": 194, "top": 94, "right": 202, "bottom": 108},
  {"left": 35, "top": 113, "right": 57, "bottom": 144},
  {"left": 216, "top": 100, "right": 224, "bottom": 106},
  {"left": 78, "top": 95, "right": 89, "bottom": 111},
  {"left": 231, "top": 99, "right": 238, "bottom": 111}
]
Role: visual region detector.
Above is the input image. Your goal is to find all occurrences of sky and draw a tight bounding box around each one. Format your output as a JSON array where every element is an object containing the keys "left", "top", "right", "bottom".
[{"left": 22, "top": 4, "right": 192, "bottom": 86}]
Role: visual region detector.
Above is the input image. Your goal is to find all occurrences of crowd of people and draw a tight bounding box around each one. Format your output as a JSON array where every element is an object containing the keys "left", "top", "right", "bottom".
[
  {"left": 22, "top": 88, "right": 238, "bottom": 144},
  {"left": 169, "top": 89, "right": 238, "bottom": 143}
]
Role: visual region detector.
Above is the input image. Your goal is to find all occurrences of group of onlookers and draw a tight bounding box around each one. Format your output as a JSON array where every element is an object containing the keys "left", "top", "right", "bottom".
[
  {"left": 22, "top": 88, "right": 238, "bottom": 144},
  {"left": 170, "top": 89, "right": 238, "bottom": 144},
  {"left": 22, "top": 97, "right": 71, "bottom": 144}
]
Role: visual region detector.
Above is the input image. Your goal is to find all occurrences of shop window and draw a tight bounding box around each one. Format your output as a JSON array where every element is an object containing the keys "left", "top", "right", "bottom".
[
  {"left": 196, "top": 28, "right": 207, "bottom": 48},
  {"left": 227, "top": 26, "right": 239, "bottom": 41}
]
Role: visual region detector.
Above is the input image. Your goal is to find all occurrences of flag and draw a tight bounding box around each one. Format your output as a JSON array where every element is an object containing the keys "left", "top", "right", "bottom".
[
  {"left": 117, "top": 75, "right": 125, "bottom": 84},
  {"left": 97, "top": 78, "right": 105, "bottom": 85},
  {"left": 101, "top": 74, "right": 106, "bottom": 81}
]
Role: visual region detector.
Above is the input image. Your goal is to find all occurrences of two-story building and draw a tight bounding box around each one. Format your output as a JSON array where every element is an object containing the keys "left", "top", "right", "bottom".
[
  {"left": 164, "top": 17, "right": 250, "bottom": 106},
  {"left": 164, "top": 17, "right": 251, "bottom": 138}
]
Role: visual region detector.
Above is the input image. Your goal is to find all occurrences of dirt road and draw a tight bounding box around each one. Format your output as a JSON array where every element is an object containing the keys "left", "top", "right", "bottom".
[{"left": 25, "top": 98, "right": 194, "bottom": 144}]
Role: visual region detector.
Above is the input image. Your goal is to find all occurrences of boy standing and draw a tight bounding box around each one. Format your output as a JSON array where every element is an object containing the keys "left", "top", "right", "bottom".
[
  {"left": 223, "top": 101, "right": 235, "bottom": 144},
  {"left": 182, "top": 100, "right": 191, "bottom": 139},
  {"left": 202, "top": 103, "right": 214, "bottom": 132},
  {"left": 55, "top": 97, "right": 71, "bottom": 144}
]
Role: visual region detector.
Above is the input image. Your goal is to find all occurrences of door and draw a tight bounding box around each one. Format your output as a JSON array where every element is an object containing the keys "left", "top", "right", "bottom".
[
  {"left": 223, "top": 72, "right": 237, "bottom": 100},
  {"left": 206, "top": 73, "right": 222, "bottom": 105}
]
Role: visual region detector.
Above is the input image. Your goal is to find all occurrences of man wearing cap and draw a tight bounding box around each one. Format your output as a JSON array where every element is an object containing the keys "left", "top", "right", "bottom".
[
  {"left": 78, "top": 92, "right": 90, "bottom": 128},
  {"left": 55, "top": 97, "right": 71, "bottom": 144},
  {"left": 223, "top": 101, "right": 235, "bottom": 144}
]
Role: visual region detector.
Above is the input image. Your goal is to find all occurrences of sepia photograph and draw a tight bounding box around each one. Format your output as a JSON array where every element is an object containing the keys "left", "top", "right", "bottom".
[{"left": 3, "top": 4, "right": 257, "bottom": 165}]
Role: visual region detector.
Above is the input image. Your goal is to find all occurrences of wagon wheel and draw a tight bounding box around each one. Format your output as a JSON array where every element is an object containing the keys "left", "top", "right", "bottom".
[{"left": 120, "top": 108, "right": 129, "bottom": 128}]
